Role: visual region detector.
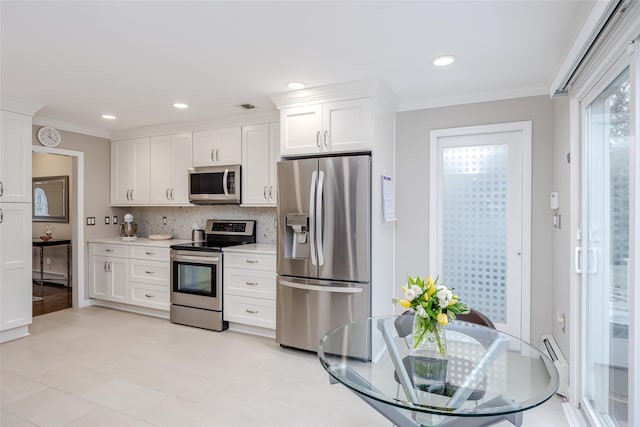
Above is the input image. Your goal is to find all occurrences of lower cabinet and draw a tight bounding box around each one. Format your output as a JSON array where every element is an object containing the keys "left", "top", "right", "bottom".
[
  {"left": 88, "top": 242, "right": 170, "bottom": 311},
  {"left": 223, "top": 251, "right": 276, "bottom": 329}
]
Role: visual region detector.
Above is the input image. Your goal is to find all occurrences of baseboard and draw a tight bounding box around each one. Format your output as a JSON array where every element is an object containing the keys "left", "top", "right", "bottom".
[
  {"left": 228, "top": 322, "right": 275, "bottom": 339},
  {"left": 0, "top": 325, "right": 30, "bottom": 343},
  {"left": 91, "top": 300, "right": 170, "bottom": 320},
  {"left": 562, "top": 401, "right": 588, "bottom": 427}
]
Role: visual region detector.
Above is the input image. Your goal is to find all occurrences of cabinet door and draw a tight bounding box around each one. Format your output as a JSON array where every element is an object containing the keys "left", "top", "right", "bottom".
[
  {"left": 269, "top": 122, "right": 280, "bottom": 204},
  {"left": 110, "top": 140, "right": 133, "bottom": 205},
  {"left": 0, "top": 202, "right": 32, "bottom": 331},
  {"left": 192, "top": 130, "right": 217, "bottom": 167},
  {"left": 170, "top": 133, "right": 193, "bottom": 204},
  {"left": 149, "top": 135, "right": 172, "bottom": 204},
  {"left": 322, "top": 98, "right": 371, "bottom": 153},
  {"left": 88, "top": 254, "right": 109, "bottom": 300},
  {"left": 242, "top": 124, "right": 271, "bottom": 205},
  {"left": 0, "top": 111, "right": 32, "bottom": 203},
  {"left": 108, "top": 257, "right": 129, "bottom": 304},
  {"left": 280, "top": 104, "right": 323, "bottom": 157},
  {"left": 216, "top": 127, "right": 242, "bottom": 165},
  {"left": 130, "top": 138, "right": 150, "bottom": 204}
]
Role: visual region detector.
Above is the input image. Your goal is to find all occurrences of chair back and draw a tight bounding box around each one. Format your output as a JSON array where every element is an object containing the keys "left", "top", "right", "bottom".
[{"left": 456, "top": 308, "right": 496, "bottom": 329}]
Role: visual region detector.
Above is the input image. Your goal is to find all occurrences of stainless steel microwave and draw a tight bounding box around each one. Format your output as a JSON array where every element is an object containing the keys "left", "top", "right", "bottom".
[{"left": 188, "top": 165, "right": 241, "bottom": 204}]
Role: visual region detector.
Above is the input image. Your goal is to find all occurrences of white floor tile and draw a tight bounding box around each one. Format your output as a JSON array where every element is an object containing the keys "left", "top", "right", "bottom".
[
  {"left": 0, "top": 371, "right": 47, "bottom": 407},
  {"left": 80, "top": 378, "right": 167, "bottom": 417},
  {"left": 0, "top": 409, "right": 38, "bottom": 427},
  {"left": 66, "top": 407, "right": 155, "bottom": 427}
]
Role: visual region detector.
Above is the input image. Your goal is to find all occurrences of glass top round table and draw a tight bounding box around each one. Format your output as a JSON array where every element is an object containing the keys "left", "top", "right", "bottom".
[{"left": 318, "top": 316, "right": 559, "bottom": 427}]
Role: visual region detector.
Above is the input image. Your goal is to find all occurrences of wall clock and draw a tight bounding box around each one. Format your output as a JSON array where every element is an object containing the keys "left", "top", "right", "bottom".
[{"left": 37, "top": 126, "right": 62, "bottom": 147}]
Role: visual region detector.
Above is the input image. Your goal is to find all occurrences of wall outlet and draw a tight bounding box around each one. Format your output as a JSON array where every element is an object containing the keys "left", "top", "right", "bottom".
[
  {"left": 163, "top": 216, "right": 167, "bottom": 225},
  {"left": 105, "top": 216, "right": 110, "bottom": 224},
  {"left": 86, "top": 217, "right": 95, "bottom": 225},
  {"left": 113, "top": 216, "right": 118, "bottom": 224}
]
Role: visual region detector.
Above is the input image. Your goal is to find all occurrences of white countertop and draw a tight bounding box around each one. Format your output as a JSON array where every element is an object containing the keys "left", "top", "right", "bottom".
[
  {"left": 223, "top": 243, "right": 276, "bottom": 255},
  {"left": 87, "top": 237, "right": 191, "bottom": 247}
]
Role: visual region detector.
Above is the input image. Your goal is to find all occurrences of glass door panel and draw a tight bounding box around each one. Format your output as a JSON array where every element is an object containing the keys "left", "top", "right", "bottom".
[{"left": 583, "top": 67, "right": 630, "bottom": 426}]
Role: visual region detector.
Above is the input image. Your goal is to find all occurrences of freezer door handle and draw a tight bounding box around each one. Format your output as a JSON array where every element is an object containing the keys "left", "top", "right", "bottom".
[
  {"left": 309, "top": 170, "right": 317, "bottom": 266},
  {"left": 315, "top": 170, "right": 325, "bottom": 266},
  {"left": 279, "top": 280, "right": 363, "bottom": 294}
]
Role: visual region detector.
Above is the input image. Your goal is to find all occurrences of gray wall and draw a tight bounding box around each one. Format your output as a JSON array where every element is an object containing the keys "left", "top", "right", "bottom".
[
  {"left": 395, "top": 95, "right": 554, "bottom": 344},
  {"left": 551, "top": 97, "right": 571, "bottom": 359}
]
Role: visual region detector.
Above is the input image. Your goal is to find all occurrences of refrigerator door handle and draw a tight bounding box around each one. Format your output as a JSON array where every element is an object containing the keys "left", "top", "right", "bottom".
[
  {"left": 279, "top": 280, "right": 363, "bottom": 294},
  {"left": 316, "top": 170, "right": 325, "bottom": 266},
  {"left": 309, "top": 170, "right": 317, "bottom": 266}
]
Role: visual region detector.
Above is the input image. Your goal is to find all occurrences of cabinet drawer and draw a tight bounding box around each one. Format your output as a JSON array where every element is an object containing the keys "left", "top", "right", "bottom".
[
  {"left": 224, "top": 268, "right": 275, "bottom": 300},
  {"left": 224, "top": 252, "right": 275, "bottom": 271},
  {"left": 224, "top": 295, "right": 275, "bottom": 329},
  {"left": 130, "top": 259, "right": 169, "bottom": 285},
  {"left": 130, "top": 246, "right": 169, "bottom": 261},
  {"left": 90, "top": 243, "right": 128, "bottom": 258},
  {"left": 130, "top": 282, "right": 169, "bottom": 311}
]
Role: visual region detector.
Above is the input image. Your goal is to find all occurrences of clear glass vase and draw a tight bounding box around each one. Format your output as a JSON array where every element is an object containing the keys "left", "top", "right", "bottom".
[{"left": 410, "top": 314, "right": 448, "bottom": 392}]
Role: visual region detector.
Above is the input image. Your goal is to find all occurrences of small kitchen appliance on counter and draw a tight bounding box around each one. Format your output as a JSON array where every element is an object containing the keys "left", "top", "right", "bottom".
[
  {"left": 119, "top": 213, "right": 137, "bottom": 241},
  {"left": 169, "top": 219, "right": 256, "bottom": 331}
]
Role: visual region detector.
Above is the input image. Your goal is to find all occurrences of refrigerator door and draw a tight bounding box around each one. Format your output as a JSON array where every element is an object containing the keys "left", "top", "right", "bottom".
[
  {"left": 277, "top": 158, "right": 318, "bottom": 278},
  {"left": 276, "top": 276, "right": 370, "bottom": 358},
  {"left": 317, "top": 155, "right": 371, "bottom": 283}
]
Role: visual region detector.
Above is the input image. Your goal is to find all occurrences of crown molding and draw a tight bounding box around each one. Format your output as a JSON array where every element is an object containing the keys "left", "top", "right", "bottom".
[
  {"left": 109, "top": 109, "right": 279, "bottom": 141},
  {"left": 0, "top": 98, "right": 44, "bottom": 116},
  {"left": 269, "top": 79, "right": 399, "bottom": 112},
  {"left": 397, "top": 84, "right": 549, "bottom": 112},
  {"left": 32, "top": 116, "right": 110, "bottom": 139}
]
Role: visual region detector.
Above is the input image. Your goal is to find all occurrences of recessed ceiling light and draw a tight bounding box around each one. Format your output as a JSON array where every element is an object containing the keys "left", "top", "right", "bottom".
[
  {"left": 101, "top": 114, "right": 116, "bottom": 120},
  {"left": 173, "top": 103, "right": 189, "bottom": 109},
  {"left": 286, "top": 81, "right": 307, "bottom": 90},
  {"left": 432, "top": 55, "right": 456, "bottom": 67}
]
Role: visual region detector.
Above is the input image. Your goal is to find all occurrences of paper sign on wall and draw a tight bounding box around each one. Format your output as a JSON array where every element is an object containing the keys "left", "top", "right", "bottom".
[{"left": 382, "top": 175, "right": 396, "bottom": 222}]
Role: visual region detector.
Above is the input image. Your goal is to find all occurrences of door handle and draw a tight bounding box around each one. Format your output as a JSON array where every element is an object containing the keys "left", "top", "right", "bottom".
[
  {"left": 216, "top": 149, "right": 220, "bottom": 162},
  {"left": 279, "top": 280, "right": 363, "bottom": 294},
  {"left": 316, "top": 131, "right": 321, "bottom": 148},
  {"left": 211, "top": 149, "right": 215, "bottom": 163},
  {"left": 323, "top": 130, "right": 328, "bottom": 147},
  {"left": 269, "top": 186, "right": 273, "bottom": 200},
  {"left": 264, "top": 186, "right": 267, "bottom": 199},
  {"left": 130, "top": 189, "right": 133, "bottom": 200},
  {"left": 309, "top": 170, "right": 317, "bottom": 266},
  {"left": 316, "top": 170, "right": 325, "bottom": 266},
  {"left": 0, "top": 181, "right": 3, "bottom": 196},
  {"left": 223, "top": 169, "right": 229, "bottom": 196},
  {"left": 574, "top": 247, "right": 582, "bottom": 274},
  {"left": 171, "top": 188, "right": 174, "bottom": 200},
  {"left": 166, "top": 188, "right": 170, "bottom": 200},
  {"left": 104, "top": 261, "right": 108, "bottom": 272},
  {"left": 0, "top": 208, "right": 3, "bottom": 223}
]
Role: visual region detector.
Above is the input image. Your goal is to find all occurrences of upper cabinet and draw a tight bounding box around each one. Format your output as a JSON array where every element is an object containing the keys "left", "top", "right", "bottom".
[
  {"left": 192, "top": 127, "right": 241, "bottom": 167},
  {"left": 280, "top": 98, "right": 371, "bottom": 157},
  {"left": 111, "top": 138, "right": 150, "bottom": 205},
  {"left": 0, "top": 110, "right": 32, "bottom": 203},
  {"left": 150, "top": 133, "right": 192, "bottom": 205},
  {"left": 242, "top": 122, "right": 280, "bottom": 206}
]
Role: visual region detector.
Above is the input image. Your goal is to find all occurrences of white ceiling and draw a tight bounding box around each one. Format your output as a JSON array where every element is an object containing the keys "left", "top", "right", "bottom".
[{"left": 1, "top": 1, "right": 594, "bottom": 138}]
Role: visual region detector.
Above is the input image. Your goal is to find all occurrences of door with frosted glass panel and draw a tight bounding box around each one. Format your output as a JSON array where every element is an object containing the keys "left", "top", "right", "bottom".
[
  {"left": 581, "top": 67, "right": 630, "bottom": 426},
  {"left": 430, "top": 122, "right": 530, "bottom": 338}
]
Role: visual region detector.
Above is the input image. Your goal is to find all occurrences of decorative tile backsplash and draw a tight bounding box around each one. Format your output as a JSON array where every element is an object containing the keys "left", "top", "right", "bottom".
[{"left": 117, "top": 206, "right": 277, "bottom": 244}]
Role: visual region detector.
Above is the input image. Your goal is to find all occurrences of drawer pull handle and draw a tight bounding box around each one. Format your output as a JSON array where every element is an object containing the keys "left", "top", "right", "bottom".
[
  {"left": 145, "top": 294, "right": 155, "bottom": 298},
  {"left": 105, "top": 249, "right": 113, "bottom": 252},
  {"left": 245, "top": 281, "right": 258, "bottom": 286},
  {"left": 245, "top": 309, "right": 258, "bottom": 314},
  {"left": 144, "top": 270, "right": 155, "bottom": 274},
  {"left": 145, "top": 251, "right": 155, "bottom": 255},
  {"left": 245, "top": 260, "right": 258, "bottom": 264}
]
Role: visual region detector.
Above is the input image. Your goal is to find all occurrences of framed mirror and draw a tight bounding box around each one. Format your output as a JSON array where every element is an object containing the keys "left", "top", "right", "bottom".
[{"left": 32, "top": 175, "right": 69, "bottom": 223}]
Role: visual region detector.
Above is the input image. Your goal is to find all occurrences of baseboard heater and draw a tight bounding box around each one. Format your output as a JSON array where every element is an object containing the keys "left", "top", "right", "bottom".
[{"left": 540, "top": 334, "right": 569, "bottom": 397}]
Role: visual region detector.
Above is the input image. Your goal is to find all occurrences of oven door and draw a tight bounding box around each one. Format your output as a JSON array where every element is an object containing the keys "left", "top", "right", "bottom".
[{"left": 170, "top": 250, "right": 222, "bottom": 311}]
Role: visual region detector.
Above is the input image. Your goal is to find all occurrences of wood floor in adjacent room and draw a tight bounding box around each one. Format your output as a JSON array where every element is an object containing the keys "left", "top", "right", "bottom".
[
  {"left": 32, "top": 283, "right": 72, "bottom": 317},
  {"left": 0, "top": 307, "right": 570, "bottom": 427}
]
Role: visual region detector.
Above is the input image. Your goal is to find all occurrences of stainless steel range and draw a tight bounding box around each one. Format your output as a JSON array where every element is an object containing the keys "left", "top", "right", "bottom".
[{"left": 170, "top": 219, "right": 256, "bottom": 331}]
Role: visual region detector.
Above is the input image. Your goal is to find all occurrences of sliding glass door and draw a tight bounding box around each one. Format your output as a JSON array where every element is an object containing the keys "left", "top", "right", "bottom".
[{"left": 581, "top": 65, "right": 632, "bottom": 427}]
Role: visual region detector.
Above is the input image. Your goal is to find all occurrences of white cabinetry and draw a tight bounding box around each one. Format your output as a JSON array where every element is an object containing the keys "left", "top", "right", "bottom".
[
  {"left": 192, "top": 127, "right": 241, "bottom": 167},
  {"left": 111, "top": 138, "right": 150, "bottom": 205},
  {"left": 241, "top": 122, "right": 279, "bottom": 206},
  {"left": 280, "top": 98, "right": 371, "bottom": 157},
  {"left": 89, "top": 243, "right": 129, "bottom": 304},
  {"left": 223, "top": 250, "right": 276, "bottom": 330},
  {"left": 0, "top": 110, "right": 33, "bottom": 203},
  {"left": 150, "top": 133, "right": 192, "bottom": 205},
  {"left": 129, "top": 246, "right": 170, "bottom": 311},
  {"left": 0, "top": 109, "right": 33, "bottom": 342},
  {"left": 88, "top": 242, "right": 171, "bottom": 312}
]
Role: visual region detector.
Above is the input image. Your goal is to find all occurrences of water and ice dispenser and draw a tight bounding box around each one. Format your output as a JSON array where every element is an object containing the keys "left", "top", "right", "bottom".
[{"left": 284, "top": 213, "right": 310, "bottom": 259}]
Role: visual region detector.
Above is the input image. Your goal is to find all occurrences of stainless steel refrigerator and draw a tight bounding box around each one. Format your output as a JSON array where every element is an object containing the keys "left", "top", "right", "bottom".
[{"left": 276, "top": 154, "right": 371, "bottom": 357}]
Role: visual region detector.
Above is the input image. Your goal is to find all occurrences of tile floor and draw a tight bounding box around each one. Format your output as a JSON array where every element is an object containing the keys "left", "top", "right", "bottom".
[{"left": 0, "top": 307, "right": 569, "bottom": 427}]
